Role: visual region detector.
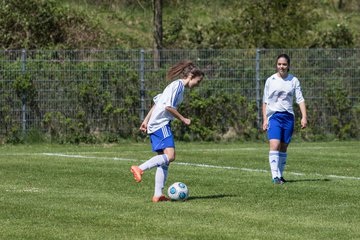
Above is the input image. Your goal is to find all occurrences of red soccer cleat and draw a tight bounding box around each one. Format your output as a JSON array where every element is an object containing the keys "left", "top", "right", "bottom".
[
  {"left": 130, "top": 166, "right": 143, "bottom": 183},
  {"left": 152, "top": 195, "right": 169, "bottom": 203}
]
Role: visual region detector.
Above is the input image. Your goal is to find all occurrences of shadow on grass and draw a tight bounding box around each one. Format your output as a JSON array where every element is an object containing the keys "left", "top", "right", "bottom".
[
  {"left": 187, "top": 194, "right": 236, "bottom": 201},
  {"left": 286, "top": 178, "right": 331, "bottom": 183}
]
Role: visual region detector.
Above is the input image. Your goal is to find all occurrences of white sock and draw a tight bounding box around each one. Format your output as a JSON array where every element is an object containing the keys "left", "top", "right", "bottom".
[
  {"left": 279, "top": 152, "right": 287, "bottom": 178},
  {"left": 154, "top": 164, "right": 169, "bottom": 197},
  {"left": 139, "top": 154, "right": 169, "bottom": 171},
  {"left": 269, "top": 151, "right": 280, "bottom": 179}
]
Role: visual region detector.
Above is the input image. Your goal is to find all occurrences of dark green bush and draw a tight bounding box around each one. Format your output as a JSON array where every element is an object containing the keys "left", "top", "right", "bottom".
[{"left": 0, "top": 0, "right": 117, "bottom": 49}]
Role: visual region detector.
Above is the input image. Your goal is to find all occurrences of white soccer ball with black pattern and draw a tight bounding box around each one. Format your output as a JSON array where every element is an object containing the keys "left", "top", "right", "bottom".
[{"left": 167, "top": 182, "right": 189, "bottom": 201}]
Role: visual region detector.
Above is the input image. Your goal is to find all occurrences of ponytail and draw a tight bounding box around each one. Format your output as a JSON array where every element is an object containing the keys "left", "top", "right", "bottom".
[{"left": 166, "top": 60, "right": 204, "bottom": 81}]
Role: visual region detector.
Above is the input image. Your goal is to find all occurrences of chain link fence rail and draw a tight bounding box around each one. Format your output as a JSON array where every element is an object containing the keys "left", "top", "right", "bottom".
[{"left": 0, "top": 49, "right": 359, "bottom": 141}]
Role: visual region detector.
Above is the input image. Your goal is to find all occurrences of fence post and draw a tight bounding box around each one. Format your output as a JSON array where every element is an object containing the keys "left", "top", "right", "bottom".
[
  {"left": 255, "top": 48, "right": 261, "bottom": 129},
  {"left": 139, "top": 49, "right": 145, "bottom": 121},
  {"left": 21, "top": 49, "right": 27, "bottom": 134}
]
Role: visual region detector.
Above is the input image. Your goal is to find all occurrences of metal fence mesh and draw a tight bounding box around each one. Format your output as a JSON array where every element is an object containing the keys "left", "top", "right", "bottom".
[{"left": 0, "top": 49, "right": 359, "bottom": 139}]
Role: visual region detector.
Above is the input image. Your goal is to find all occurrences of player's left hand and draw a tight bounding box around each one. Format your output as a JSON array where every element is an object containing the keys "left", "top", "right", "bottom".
[{"left": 301, "top": 118, "right": 307, "bottom": 129}]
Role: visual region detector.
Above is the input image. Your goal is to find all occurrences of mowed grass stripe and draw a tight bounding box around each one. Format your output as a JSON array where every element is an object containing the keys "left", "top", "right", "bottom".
[{"left": 2, "top": 150, "right": 359, "bottom": 181}]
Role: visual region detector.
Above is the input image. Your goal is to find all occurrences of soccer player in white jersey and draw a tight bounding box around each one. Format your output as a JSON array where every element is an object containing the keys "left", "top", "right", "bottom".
[
  {"left": 131, "top": 60, "right": 204, "bottom": 202},
  {"left": 262, "top": 54, "right": 307, "bottom": 184}
]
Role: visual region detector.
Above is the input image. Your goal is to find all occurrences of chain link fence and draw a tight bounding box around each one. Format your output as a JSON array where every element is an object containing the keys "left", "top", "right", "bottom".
[{"left": 0, "top": 49, "right": 359, "bottom": 141}]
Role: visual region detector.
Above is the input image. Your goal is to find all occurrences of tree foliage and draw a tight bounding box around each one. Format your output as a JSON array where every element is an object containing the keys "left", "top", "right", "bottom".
[
  {"left": 0, "top": 0, "right": 117, "bottom": 49},
  {"left": 0, "top": 0, "right": 358, "bottom": 49},
  {"left": 162, "top": 0, "right": 356, "bottom": 49},
  {"left": 312, "top": 23, "right": 354, "bottom": 48},
  {"left": 237, "top": 0, "right": 320, "bottom": 48},
  {"left": 164, "top": 0, "right": 320, "bottom": 48}
]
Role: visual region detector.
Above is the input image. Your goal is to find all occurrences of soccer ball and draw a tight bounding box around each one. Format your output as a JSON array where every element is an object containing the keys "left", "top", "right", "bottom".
[{"left": 167, "top": 182, "right": 189, "bottom": 201}]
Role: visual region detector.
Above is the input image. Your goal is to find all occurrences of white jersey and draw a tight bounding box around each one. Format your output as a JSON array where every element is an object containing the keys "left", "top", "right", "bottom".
[
  {"left": 263, "top": 73, "right": 304, "bottom": 119},
  {"left": 147, "top": 79, "right": 185, "bottom": 134}
]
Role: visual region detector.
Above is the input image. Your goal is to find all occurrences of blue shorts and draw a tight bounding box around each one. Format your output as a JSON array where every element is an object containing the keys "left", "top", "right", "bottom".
[
  {"left": 149, "top": 125, "right": 175, "bottom": 152},
  {"left": 267, "top": 112, "right": 294, "bottom": 144}
]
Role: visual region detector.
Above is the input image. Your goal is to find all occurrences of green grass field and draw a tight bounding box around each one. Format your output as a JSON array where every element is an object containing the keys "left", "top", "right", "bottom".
[{"left": 0, "top": 141, "right": 359, "bottom": 240}]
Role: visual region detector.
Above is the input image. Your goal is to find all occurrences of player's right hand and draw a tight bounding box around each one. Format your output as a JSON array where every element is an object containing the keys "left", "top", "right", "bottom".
[
  {"left": 183, "top": 118, "right": 191, "bottom": 125},
  {"left": 262, "top": 121, "right": 268, "bottom": 131},
  {"left": 139, "top": 123, "right": 147, "bottom": 133}
]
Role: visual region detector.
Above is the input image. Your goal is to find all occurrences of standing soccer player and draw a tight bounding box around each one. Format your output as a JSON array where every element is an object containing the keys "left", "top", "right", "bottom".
[
  {"left": 262, "top": 54, "right": 307, "bottom": 184},
  {"left": 130, "top": 60, "right": 205, "bottom": 202}
]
